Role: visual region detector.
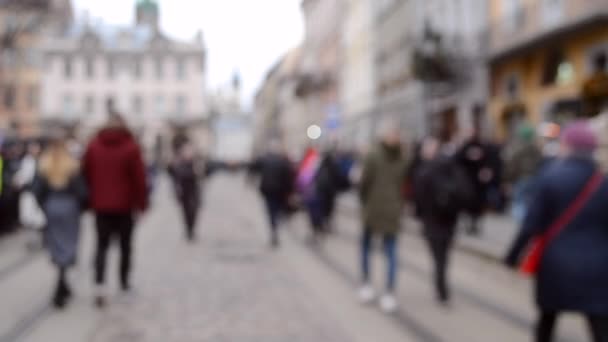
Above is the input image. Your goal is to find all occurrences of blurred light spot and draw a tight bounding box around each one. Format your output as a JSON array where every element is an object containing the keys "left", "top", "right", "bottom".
[{"left": 307, "top": 125, "right": 322, "bottom": 140}]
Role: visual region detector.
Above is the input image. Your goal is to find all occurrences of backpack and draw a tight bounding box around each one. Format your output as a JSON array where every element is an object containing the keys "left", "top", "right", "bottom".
[{"left": 429, "top": 160, "right": 472, "bottom": 217}]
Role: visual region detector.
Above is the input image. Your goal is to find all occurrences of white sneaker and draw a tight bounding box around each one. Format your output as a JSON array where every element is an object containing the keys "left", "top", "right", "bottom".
[
  {"left": 379, "top": 294, "right": 398, "bottom": 314},
  {"left": 358, "top": 284, "right": 376, "bottom": 304}
]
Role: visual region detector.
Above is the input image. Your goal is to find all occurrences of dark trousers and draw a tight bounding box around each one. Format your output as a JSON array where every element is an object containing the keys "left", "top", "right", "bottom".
[
  {"left": 94, "top": 213, "right": 134, "bottom": 288},
  {"left": 361, "top": 229, "right": 398, "bottom": 292},
  {"left": 424, "top": 236, "right": 453, "bottom": 302},
  {"left": 180, "top": 196, "right": 200, "bottom": 239},
  {"left": 264, "top": 195, "right": 283, "bottom": 242},
  {"left": 537, "top": 311, "right": 608, "bottom": 342}
]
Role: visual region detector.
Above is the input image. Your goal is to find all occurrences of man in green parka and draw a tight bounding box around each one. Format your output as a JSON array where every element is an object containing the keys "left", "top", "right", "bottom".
[{"left": 358, "top": 121, "right": 409, "bottom": 314}]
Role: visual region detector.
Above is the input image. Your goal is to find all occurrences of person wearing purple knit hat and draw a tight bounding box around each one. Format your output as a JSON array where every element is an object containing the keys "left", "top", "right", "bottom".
[
  {"left": 506, "top": 121, "right": 608, "bottom": 342},
  {"left": 560, "top": 120, "right": 599, "bottom": 155}
]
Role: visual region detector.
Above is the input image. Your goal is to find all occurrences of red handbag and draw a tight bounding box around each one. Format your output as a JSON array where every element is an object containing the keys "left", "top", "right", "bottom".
[{"left": 520, "top": 171, "right": 604, "bottom": 275}]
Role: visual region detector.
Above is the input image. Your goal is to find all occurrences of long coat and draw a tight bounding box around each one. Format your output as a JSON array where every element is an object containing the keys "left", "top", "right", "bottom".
[
  {"left": 33, "top": 175, "right": 87, "bottom": 267},
  {"left": 506, "top": 157, "right": 608, "bottom": 314},
  {"left": 359, "top": 143, "right": 408, "bottom": 235}
]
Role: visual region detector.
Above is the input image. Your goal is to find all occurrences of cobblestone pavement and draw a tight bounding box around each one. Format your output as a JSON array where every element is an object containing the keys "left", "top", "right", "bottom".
[
  {"left": 11, "top": 174, "right": 410, "bottom": 342},
  {"left": 3, "top": 173, "right": 591, "bottom": 342},
  {"left": 87, "top": 180, "right": 353, "bottom": 342}
]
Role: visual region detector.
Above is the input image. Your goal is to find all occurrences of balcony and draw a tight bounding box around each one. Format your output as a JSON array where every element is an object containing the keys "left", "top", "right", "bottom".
[{"left": 489, "top": 0, "right": 608, "bottom": 62}]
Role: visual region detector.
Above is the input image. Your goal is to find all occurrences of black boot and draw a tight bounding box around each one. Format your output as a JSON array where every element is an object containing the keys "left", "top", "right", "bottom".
[{"left": 52, "top": 268, "right": 71, "bottom": 309}]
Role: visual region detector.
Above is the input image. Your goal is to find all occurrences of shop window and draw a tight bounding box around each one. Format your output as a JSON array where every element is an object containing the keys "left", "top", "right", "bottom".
[
  {"left": 593, "top": 52, "right": 607, "bottom": 73},
  {"left": 542, "top": 50, "right": 573, "bottom": 86},
  {"left": 505, "top": 74, "right": 520, "bottom": 99}
]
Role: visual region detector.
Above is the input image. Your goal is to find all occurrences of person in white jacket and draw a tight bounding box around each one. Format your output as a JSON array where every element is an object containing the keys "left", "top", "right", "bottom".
[{"left": 14, "top": 142, "right": 41, "bottom": 189}]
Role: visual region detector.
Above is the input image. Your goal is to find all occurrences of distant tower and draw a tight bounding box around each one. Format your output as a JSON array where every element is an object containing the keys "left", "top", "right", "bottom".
[
  {"left": 135, "top": 0, "right": 159, "bottom": 31},
  {"left": 232, "top": 70, "right": 241, "bottom": 92}
]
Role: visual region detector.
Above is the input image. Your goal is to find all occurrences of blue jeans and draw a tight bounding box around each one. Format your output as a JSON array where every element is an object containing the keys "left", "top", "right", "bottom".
[
  {"left": 361, "top": 228, "right": 398, "bottom": 292},
  {"left": 511, "top": 177, "right": 537, "bottom": 223}
]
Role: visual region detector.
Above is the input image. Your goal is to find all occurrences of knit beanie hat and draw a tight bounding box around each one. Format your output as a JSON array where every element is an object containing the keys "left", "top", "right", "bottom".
[{"left": 561, "top": 120, "right": 598, "bottom": 152}]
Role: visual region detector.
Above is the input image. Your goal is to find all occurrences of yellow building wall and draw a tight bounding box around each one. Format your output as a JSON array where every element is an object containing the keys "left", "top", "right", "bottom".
[{"left": 490, "top": 24, "right": 608, "bottom": 139}]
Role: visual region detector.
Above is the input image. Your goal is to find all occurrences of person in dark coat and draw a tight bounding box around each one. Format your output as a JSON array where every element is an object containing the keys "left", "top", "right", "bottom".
[
  {"left": 455, "top": 127, "right": 493, "bottom": 235},
  {"left": 169, "top": 142, "right": 204, "bottom": 242},
  {"left": 505, "top": 121, "right": 608, "bottom": 342},
  {"left": 33, "top": 137, "right": 87, "bottom": 309},
  {"left": 414, "top": 137, "right": 473, "bottom": 305},
  {"left": 249, "top": 142, "right": 294, "bottom": 248},
  {"left": 313, "top": 148, "right": 349, "bottom": 233},
  {"left": 83, "top": 112, "right": 148, "bottom": 308}
]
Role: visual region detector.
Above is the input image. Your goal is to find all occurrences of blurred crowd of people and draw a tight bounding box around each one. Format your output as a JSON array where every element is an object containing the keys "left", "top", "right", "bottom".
[
  {"left": 247, "top": 100, "right": 608, "bottom": 341},
  {"left": 1, "top": 99, "right": 608, "bottom": 341}
]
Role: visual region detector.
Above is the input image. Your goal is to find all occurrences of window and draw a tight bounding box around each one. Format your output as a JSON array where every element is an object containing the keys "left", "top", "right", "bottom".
[
  {"left": 176, "top": 95, "right": 186, "bottom": 115},
  {"left": 503, "top": 0, "right": 524, "bottom": 33},
  {"left": 27, "top": 86, "right": 38, "bottom": 109},
  {"left": 107, "top": 57, "right": 115, "bottom": 79},
  {"left": 63, "top": 94, "right": 74, "bottom": 115},
  {"left": 541, "top": 0, "right": 564, "bottom": 28},
  {"left": 132, "top": 95, "right": 143, "bottom": 115},
  {"left": 155, "top": 57, "right": 163, "bottom": 80},
  {"left": 542, "top": 49, "right": 574, "bottom": 86},
  {"left": 133, "top": 57, "right": 142, "bottom": 79},
  {"left": 106, "top": 96, "right": 115, "bottom": 113},
  {"left": 593, "top": 51, "right": 607, "bottom": 73},
  {"left": 176, "top": 58, "right": 185, "bottom": 80},
  {"left": 85, "top": 57, "right": 95, "bottom": 79},
  {"left": 3, "top": 85, "right": 15, "bottom": 109},
  {"left": 505, "top": 74, "right": 520, "bottom": 99},
  {"left": 64, "top": 56, "right": 73, "bottom": 79},
  {"left": 155, "top": 95, "right": 164, "bottom": 114},
  {"left": 85, "top": 95, "right": 94, "bottom": 114}
]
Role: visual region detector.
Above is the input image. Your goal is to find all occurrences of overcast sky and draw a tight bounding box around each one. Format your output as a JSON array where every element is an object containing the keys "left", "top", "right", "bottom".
[{"left": 72, "top": 0, "right": 304, "bottom": 108}]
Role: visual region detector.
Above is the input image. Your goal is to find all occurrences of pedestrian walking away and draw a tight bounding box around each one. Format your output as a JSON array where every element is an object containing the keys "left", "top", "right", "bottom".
[
  {"left": 505, "top": 121, "right": 608, "bottom": 342},
  {"left": 249, "top": 141, "right": 294, "bottom": 248},
  {"left": 169, "top": 142, "right": 204, "bottom": 242},
  {"left": 32, "top": 136, "right": 87, "bottom": 309},
  {"left": 83, "top": 111, "right": 148, "bottom": 308},
  {"left": 413, "top": 136, "right": 474, "bottom": 305},
  {"left": 358, "top": 122, "right": 408, "bottom": 314},
  {"left": 313, "top": 146, "right": 351, "bottom": 234},
  {"left": 455, "top": 126, "right": 493, "bottom": 235},
  {"left": 504, "top": 123, "right": 543, "bottom": 223}
]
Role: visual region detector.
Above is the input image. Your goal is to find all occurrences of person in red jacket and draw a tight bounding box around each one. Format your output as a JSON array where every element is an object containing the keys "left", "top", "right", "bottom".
[{"left": 83, "top": 112, "right": 148, "bottom": 308}]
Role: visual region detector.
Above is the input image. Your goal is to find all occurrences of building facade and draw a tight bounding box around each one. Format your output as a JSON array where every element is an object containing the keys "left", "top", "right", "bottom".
[
  {"left": 0, "top": 0, "right": 73, "bottom": 137},
  {"left": 488, "top": 0, "right": 608, "bottom": 140},
  {"left": 338, "top": 0, "right": 376, "bottom": 148},
  {"left": 39, "top": 0, "right": 207, "bottom": 151},
  {"left": 291, "top": 0, "right": 345, "bottom": 149}
]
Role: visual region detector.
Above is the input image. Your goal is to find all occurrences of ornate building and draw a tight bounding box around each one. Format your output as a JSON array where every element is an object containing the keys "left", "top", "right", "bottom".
[
  {"left": 0, "top": 0, "right": 73, "bottom": 137},
  {"left": 39, "top": 0, "right": 208, "bottom": 152}
]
